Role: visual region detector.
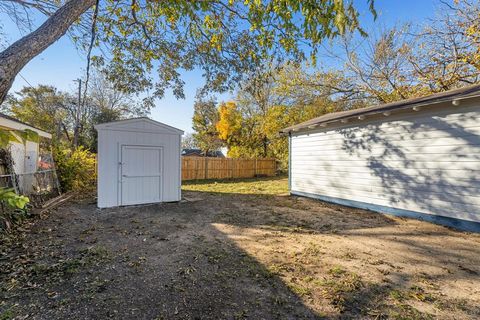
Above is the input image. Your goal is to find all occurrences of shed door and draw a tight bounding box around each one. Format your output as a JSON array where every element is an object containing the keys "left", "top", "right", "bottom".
[{"left": 120, "top": 145, "right": 163, "bottom": 205}]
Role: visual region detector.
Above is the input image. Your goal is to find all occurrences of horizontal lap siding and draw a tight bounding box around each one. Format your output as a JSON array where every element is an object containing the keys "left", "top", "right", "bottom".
[{"left": 290, "top": 103, "right": 480, "bottom": 223}]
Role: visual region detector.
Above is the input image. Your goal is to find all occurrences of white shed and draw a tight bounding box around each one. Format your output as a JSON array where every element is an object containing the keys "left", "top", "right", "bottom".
[
  {"left": 95, "top": 118, "right": 183, "bottom": 208},
  {"left": 281, "top": 85, "right": 480, "bottom": 232}
]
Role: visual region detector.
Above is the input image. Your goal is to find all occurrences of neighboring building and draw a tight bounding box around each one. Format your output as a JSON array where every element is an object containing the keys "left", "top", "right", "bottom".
[
  {"left": 95, "top": 118, "right": 183, "bottom": 208},
  {"left": 0, "top": 113, "right": 53, "bottom": 195},
  {"left": 281, "top": 85, "right": 480, "bottom": 232},
  {"left": 182, "top": 148, "right": 225, "bottom": 158}
]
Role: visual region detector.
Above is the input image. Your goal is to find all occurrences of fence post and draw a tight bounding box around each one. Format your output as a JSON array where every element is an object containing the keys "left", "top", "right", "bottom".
[
  {"left": 193, "top": 158, "right": 197, "bottom": 180},
  {"left": 204, "top": 157, "right": 208, "bottom": 179},
  {"left": 254, "top": 158, "right": 258, "bottom": 177}
]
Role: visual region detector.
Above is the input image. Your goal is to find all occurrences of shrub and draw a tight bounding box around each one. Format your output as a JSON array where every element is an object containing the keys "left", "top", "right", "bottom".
[
  {"left": 53, "top": 146, "right": 96, "bottom": 191},
  {"left": 0, "top": 188, "right": 30, "bottom": 231}
]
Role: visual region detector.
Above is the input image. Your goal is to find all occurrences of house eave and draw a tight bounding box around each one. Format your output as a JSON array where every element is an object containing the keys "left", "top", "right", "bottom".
[{"left": 280, "top": 85, "right": 480, "bottom": 135}]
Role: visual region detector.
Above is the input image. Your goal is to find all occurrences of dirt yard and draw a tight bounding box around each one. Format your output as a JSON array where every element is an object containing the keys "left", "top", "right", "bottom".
[{"left": 1, "top": 177, "right": 479, "bottom": 319}]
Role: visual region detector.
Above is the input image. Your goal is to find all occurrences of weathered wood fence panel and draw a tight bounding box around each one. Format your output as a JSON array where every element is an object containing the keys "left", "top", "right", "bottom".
[{"left": 182, "top": 157, "right": 276, "bottom": 181}]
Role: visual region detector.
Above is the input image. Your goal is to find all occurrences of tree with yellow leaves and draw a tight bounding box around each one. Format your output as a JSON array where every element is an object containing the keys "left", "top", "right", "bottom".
[{"left": 216, "top": 101, "right": 242, "bottom": 145}]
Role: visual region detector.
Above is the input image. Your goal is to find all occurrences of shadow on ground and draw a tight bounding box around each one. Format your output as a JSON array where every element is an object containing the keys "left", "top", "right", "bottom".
[{"left": 1, "top": 186, "right": 479, "bottom": 319}]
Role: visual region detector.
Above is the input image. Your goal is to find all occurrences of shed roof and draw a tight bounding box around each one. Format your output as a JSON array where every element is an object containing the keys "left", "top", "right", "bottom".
[
  {"left": 0, "top": 112, "right": 52, "bottom": 139},
  {"left": 94, "top": 117, "right": 184, "bottom": 135},
  {"left": 280, "top": 84, "right": 480, "bottom": 134}
]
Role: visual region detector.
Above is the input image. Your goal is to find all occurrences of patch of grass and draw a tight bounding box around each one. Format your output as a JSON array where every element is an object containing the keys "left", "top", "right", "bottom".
[
  {"left": 301, "top": 242, "right": 324, "bottom": 257},
  {"left": 202, "top": 247, "right": 228, "bottom": 264},
  {"left": 0, "top": 308, "right": 14, "bottom": 320},
  {"left": 22, "top": 245, "right": 112, "bottom": 285},
  {"left": 388, "top": 304, "right": 433, "bottom": 320},
  {"left": 385, "top": 286, "right": 439, "bottom": 319},
  {"left": 268, "top": 263, "right": 294, "bottom": 275},
  {"left": 81, "top": 245, "right": 110, "bottom": 261},
  {"left": 182, "top": 176, "right": 288, "bottom": 195},
  {"left": 289, "top": 284, "right": 312, "bottom": 297},
  {"left": 390, "top": 289, "right": 407, "bottom": 302},
  {"left": 408, "top": 285, "right": 436, "bottom": 303},
  {"left": 63, "top": 258, "right": 83, "bottom": 274},
  {"left": 328, "top": 266, "right": 347, "bottom": 276},
  {"left": 316, "top": 268, "right": 363, "bottom": 311},
  {"left": 178, "top": 265, "right": 197, "bottom": 276},
  {"left": 434, "top": 297, "right": 478, "bottom": 314}
]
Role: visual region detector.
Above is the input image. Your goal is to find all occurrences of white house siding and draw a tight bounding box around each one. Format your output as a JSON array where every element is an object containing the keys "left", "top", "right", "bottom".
[
  {"left": 290, "top": 101, "right": 480, "bottom": 224},
  {"left": 96, "top": 119, "right": 182, "bottom": 208}
]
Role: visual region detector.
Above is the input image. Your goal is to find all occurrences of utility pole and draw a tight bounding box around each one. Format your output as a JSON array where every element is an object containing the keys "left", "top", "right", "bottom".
[{"left": 73, "top": 78, "right": 82, "bottom": 148}]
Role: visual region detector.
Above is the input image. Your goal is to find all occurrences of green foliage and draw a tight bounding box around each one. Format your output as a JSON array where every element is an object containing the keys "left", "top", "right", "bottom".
[
  {"left": 86, "top": 107, "right": 122, "bottom": 152},
  {"left": 5, "top": 86, "right": 67, "bottom": 143},
  {"left": 91, "top": 0, "right": 374, "bottom": 100},
  {"left": 0, "top": 187, "right": 30, "bottom": 231},
  {"left": 18, "top": 129, "right": 40, "bottom": 144},
  {"left": 0, "top": 128, "right": 41, "bottom": 149},
  {"left": 53, "top": 146, "right": 96, "bottom": 191},
  {"left": 2, "top": 1, "right": 375, "bottom": 104},
  {"left": 0, "top": 188, "right": 29, "bottom": 210},
  {"left": 4, "top": 78, "right": 149, "bottom": 149},
  {"left": 192, "top": 97, "right": 223, "bottom": 154},
  {"left": 211, "top": 66, "right": 338, "bottom": 169},
  {"left": 0, "top": 129, "right": 20, "bottom": 148}
]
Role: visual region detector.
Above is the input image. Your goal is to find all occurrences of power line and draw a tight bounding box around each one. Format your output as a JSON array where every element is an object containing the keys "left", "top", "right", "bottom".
[{"left": 18, "top": 72, "right": 35, "bottom": 89}]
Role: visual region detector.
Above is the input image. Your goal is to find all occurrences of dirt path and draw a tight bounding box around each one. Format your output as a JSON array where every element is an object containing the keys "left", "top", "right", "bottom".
[{"left": 1, "top": 187, "right": 479, "bottom": 319}]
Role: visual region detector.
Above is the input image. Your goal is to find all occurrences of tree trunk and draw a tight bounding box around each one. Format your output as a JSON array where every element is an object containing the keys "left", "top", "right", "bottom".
[
  {"left": 0, "top": 0, "right": 96, "bottom": 104},
  {"left": 262, "top": 135, "right": 268, "bottom": 158}
]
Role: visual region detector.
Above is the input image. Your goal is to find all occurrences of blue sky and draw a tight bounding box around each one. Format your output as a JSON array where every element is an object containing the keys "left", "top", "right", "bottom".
[{"left": 1, "top": 0, "right": 442, "bottom": 133}]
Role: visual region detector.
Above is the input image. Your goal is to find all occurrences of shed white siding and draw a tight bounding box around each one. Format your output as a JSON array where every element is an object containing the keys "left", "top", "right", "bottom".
[
  {"left": 290, "top": 101, "right": 480, "bottom": 225},
  {"left": 96, "top": 118, "right": 183, "bottom": 208}
]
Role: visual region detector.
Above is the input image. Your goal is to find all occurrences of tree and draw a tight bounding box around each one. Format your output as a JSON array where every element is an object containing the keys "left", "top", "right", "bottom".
[
  {"left": 3, "top": 77, "right": 147, "bottom": 149},
  {"left": 276, "top": 6, "right": 480, "bottom": 109},
  {"left": 181, "top": 133, "right": 197, "bottom": 150},
  {"left": 87, "top": 71, "right": 150, "bottom": 118},
  {"left": 4, "top": 85, "right": 71, "bottom": 143},
  {"left": 235, "top": 66, "right": 284, "bottom": 157},
  {"left": 0, "top": 0, "right": 96, "bottom": 103},
  {"left": 191, "top": 96, "right": 223, "bottom": 155},
  {"left": 410, "top": 0, "right": 480, "bottom": 91},
  {"left": 85, "top": 107, "right": 122, "bottom": 152},
  {"left": 216, "top": 101, "right": 243, "bottom": 156},
  {"left": 338, "top": 27, "right": 421, "bottom": 103},
  {"left": 214, "top": 64, "right": 350, "bottom": 164},
  {"left": 212, "top": 0, "right": 480, "bottom": 166},
  {"left": 0, "top": 0, "right": 376, "bottom": 104},
  {"left": 83, "top": 71, "right": 152, "bottom": 150}
]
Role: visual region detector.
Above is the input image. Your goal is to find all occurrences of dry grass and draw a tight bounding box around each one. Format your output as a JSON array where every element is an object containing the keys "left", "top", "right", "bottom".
[
  {"left": 182, "top": 176, "right": 289, "bottom": 195},
  {"left": 1, "top": 177, "right": 479, "bottom": 319}
]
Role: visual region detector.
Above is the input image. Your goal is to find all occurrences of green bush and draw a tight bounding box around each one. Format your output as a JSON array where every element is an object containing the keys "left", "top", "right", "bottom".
[
  {"left": 53, "top": 146, "right": 96, "bottom": 191},
  {"left": 0, "top": 188, "right": 29, "bottom": 209},
  {"left": 0, "top": 188, "right": 30, "bottom": 231}
]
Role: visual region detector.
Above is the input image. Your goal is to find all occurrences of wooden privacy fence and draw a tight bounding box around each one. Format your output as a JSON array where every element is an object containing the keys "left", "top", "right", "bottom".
[{"left": 182, "top": 157, "right": 276, "bottom": 181}]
